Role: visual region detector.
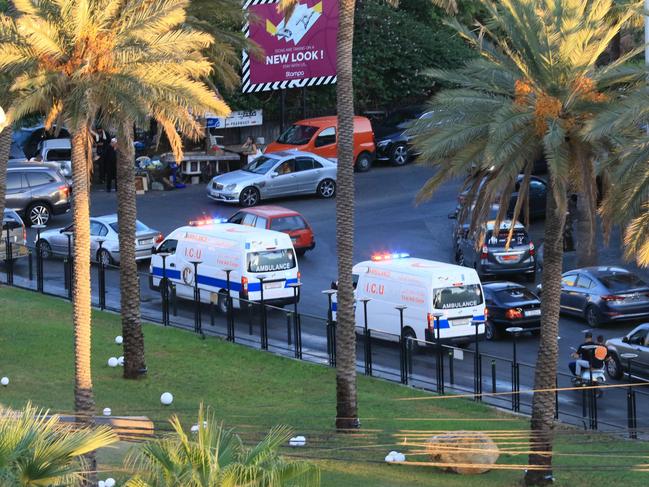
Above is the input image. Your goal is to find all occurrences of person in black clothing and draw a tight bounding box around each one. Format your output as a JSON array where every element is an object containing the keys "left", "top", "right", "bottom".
[
  {"left": 569, "top": 331, "right": 594, "bottom": 376},
  {"left": 104, "top": 138, "right": 117, "bottom": 192}
]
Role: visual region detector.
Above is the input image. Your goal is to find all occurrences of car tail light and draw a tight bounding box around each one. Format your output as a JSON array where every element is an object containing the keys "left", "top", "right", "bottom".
[
  {"left": 505, "top": 308, "right": 523, "bottom": 319},
  {"left": 427, "top": 312, "right": 433, "bottom": 331},
  {"left": 241, "top": 276, "right": 248, "bottom": 294},
  {"left": 484, "top": 307, "right": 489, "bottom": 318},
  {"left": 23, "top": 228, "right": 27, "bottom": 244},
  {"left": 297, "top": 271, "right": 301, "bottom": 282},
  {"left": 529, "top": 242, "right": 535, "bottom": 256},
  {"left": 58, "top": 185, "right": 69, "bottom": 198},
  {"left": 480, "top": 245, "right": 489, "bottom": 259},
  {"left": 155, "top": 233, "right": 164, "bottom": 244},
  {"left": 601, "top": 295, "right": 625, "bottom": 302}
]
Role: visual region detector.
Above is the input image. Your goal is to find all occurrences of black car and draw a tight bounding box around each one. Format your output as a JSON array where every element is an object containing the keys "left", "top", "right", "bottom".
[
  {"left": 483, "top": 282, "right": 542, "bottom": 340},
  {"left": 374, "top": 107, "right": 431, "bottom": 166}
]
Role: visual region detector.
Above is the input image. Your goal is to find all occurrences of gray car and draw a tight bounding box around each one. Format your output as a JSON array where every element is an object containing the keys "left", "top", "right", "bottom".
[
  {"left": 207, "top": 151, "right": 337, "bottom": 207},
  {"left": 605, "top": 323, "right": 649, "bottom": 380},
  {"left": 5, "top": 163, "right": 71, "bottom": 226},
  {"left": 455, "top": 220, "right": 537, "bottom": 280},
  {"left": 37, "top": 214, "right": 162, "bottom": 265}
]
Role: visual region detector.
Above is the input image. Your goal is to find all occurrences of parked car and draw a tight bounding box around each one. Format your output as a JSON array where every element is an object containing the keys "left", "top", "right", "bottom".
[
  {"left": 227, "top": 206, "right": 315, "bottom": 255},
  {"left": 207, "top": 151, "right": 337, "bottom": 207},
  {"left": 11, "top": 124, "right": 71, "bottom": 160},
  {"left": 37, "top": 214, "right": 162, "bottom": 265},
  {"left": 1, "top": 209, "right": 27, "bottom": 256},
  {"left": 605, "top": 323, "right": 649, "bottom": 380},
  {"left": 265, "top": 116, "right": 376, "bottom": 172},
  {"left": 545, "top": 267, "right": 649, "bottom": 327},
  {"left": 374, "top": 107, "right": 432, "bottom": 166},
  {"left": 483, "top": 282, "right": 541, "bottom": 340},
  {"left": 455, "top": 174, "right": 548, "bottom": 221},
  {"left": 38, "top": 138, "right": 72, "bottom": 179},
  {"left": 455, "top": 220, "right": 537, "bottom": 280},
  {"left": 5, "top": 164, "right": 71, "bottom": 226}
]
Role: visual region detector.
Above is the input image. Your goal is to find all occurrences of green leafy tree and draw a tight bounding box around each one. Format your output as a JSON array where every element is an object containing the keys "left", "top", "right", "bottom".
[
  {"left": 410, "top": 1, "right": 643, "bottom": 484},
  {"left": 0, "top": 403, "right": 117, "bottom": 486},
  {"left": 125, "top": 406, "right": 319, "bottom": 486}
]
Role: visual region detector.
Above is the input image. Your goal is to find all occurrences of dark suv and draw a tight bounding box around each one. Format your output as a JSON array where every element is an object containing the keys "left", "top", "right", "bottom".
[{"left": 5, "top": 164, "right": 71, "bottom": 226}]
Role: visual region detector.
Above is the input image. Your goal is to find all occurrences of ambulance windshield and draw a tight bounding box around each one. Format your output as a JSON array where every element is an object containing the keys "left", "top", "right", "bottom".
[
  {"left": 433, "top": 284, "right": 483, "bottom": 310},
  {"left": 248, "top": 249, "right": 296, "bottom": 273}
]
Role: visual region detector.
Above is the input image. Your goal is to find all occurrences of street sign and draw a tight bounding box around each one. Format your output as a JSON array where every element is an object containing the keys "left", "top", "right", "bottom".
[{"left": 206, "top": 110, "right": 263, "bottom": 129}]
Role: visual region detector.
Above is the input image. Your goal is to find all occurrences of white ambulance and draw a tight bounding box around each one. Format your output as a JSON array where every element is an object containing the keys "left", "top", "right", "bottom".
[
  {"left": 332, "top": 254, "right": 485, "bottom": 346},
  {"left": 149, "top": 219, "right": 300, "bottom": 310}
]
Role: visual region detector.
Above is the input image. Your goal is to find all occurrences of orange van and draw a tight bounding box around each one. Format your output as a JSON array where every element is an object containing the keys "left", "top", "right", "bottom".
[{"left": 265, "top": 116, "right": 376, "bottom": 172}]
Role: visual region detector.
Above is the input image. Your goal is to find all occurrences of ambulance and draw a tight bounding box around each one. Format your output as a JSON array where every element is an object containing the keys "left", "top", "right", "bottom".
[
  {"left": 149, "top": 219, "right": 300, "bottom": 311},
  {"left": 331, "top": 253, "right": 485, "bottom": 346}
]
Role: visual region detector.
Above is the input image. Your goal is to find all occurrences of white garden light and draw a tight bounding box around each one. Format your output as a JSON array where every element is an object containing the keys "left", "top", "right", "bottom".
[
  {"left": 105, "top": 478, "right": 116, "bottom": 487},
  {"left": 289, "top": 435, "right": 306, "bottom": 447},
  {"left": 103, "top": 408, "right": 112, "bottom": 416},
  {"left": 98, "top": 481, "right": 105, "bottom": 487},
  {"left": 117, "top": 356, "right": 124, "bottom": 366},
  {"left": 115, "top": 335, "right": 123, "bottom": 345},
  {"left": 107, "top": 357, "right": 118, "bottom": 368},
  {"left": 384, "top": 451, "right": 406, "bottom": 463},
  {"left": 1, "top": 377, "right": 9, "bottom": 386},
  {"left": 160, "top": 392, "right": 173, "bottom": 405}
]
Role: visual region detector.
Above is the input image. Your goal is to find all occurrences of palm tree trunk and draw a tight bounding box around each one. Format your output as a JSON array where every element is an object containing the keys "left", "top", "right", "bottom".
[
  {"left": 0, "top": 127, "right": 12, "bottom": 219},
  {"left": 334, "top": 0, "right": 359, "bottom": 430},
  {"left": 116, "top": 122, "right": 146, "bottom": 379},
  {"left": 524, "top": 176, "right": 566, "bottom": 486},
  {"left": 575, "top": 158, "right": 598, "bottom": 268},
  {"left": 70, "top": 125, "right": 97, "bottom": 485}
]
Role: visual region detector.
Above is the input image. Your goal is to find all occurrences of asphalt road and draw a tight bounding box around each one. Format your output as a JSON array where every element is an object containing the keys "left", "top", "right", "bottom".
[{"left": 4, "top": 162, "right": 649, "bottom": 433}]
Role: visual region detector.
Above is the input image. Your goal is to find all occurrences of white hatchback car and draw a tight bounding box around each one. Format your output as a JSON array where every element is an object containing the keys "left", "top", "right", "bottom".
[{"left": 36, "top": 214, "right": 162, "bottom": 265}]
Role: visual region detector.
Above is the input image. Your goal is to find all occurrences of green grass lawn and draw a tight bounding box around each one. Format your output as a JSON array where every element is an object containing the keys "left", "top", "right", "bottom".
[{"left": 1, "top": 286, "right": 648, "bottom": 486}]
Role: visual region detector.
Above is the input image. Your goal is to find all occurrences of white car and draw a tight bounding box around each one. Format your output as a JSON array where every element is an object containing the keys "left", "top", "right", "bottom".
[
  {"left": 38, "top": 138, "right": 72, "bottom": 179},
  {"left": 207, "top": 150, "right": 337, "bottom": 207},
  {"left": 36, "top": 214, "right": 162, "bottom": 265}
]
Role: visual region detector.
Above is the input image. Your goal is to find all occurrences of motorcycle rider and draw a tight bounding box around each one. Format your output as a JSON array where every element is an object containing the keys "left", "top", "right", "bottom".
[
  {"left": 569, "top": 331, "right": 594, "bottom": 377},
  {"left": 591, "top": 335, "right": 611, "bottom": 370}
]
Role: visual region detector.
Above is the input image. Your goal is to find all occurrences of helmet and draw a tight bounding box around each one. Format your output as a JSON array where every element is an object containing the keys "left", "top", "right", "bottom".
[{"left": 594, "top": 345, "right": 607, "bottom": 361}]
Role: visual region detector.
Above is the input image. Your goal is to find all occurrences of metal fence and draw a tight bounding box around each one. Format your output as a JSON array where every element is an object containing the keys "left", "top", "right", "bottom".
[{"left": 2, "top": 238, "right": 649, "bottom": 439}]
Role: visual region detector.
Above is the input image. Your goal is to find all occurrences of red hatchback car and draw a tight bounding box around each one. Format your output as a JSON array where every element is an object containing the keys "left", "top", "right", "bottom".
[{"left": 227, "top": 205, "right": 315, "bottom": 255}]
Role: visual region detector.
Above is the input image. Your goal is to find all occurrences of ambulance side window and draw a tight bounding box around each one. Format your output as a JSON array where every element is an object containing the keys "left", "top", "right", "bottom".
[{"left": 158, "top": 239, "right": 178, "bottom": 255}]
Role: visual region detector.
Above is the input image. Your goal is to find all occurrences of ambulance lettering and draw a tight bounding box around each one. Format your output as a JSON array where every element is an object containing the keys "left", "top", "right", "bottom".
[
  {"left": 365, "top": 282, "right": 385, "bottom": 295},
  {"left": 184, "top": 247, "right": 203, "bottom": 260}
]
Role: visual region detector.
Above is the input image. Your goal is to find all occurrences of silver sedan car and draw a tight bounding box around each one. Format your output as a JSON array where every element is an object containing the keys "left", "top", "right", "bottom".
[
  {"left": 36, "top": 214, "right": 162, "bottom": 265},
  {"left": 207, "top": 150, "right": 337, "bottom": 207}
]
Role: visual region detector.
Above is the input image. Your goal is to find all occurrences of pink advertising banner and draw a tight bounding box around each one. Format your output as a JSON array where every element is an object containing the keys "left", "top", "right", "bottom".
[{"left": 242, "top": 0, "right": 338, "bottom": 92}]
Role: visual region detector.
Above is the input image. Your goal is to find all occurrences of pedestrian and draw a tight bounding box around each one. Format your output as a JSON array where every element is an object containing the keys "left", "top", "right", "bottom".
[
  {"left": 104, "top": 137, "right": 117, "bottom": 192},
  {"left": 92, "top": 127, "right": 110, "bottom": 184},
  {"left": 242, "top": 135, "right": 261, "bottom": 164}
]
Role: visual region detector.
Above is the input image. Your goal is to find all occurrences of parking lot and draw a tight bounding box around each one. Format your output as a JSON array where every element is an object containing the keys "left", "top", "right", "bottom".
[{"left": 5, "top": 162, "right": 649, "bottom": 432}]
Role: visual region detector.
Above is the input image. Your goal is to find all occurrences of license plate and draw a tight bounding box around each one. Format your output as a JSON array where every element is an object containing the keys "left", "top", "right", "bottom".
[
  {"left": 139, "top": 238, "right": 153, "bottom": 245},
  {"left": 500, "top": 254, "right": 520, "bottom": 262},
  {"left": 525, "top": 309, "right": 541, "bottom": 317},
  {"left": 264, "top": 281, "right": 283, "bottom": 290},
  {"left": 450, "top": 318, "right": 471, "bottom": 327}
]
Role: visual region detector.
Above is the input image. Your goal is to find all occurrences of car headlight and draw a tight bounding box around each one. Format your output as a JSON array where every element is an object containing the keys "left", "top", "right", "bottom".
[{"left": 226, "top": 183, "right": 237, "bottom": 191}]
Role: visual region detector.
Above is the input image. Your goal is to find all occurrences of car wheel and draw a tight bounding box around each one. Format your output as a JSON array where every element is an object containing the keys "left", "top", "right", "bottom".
[
  {"left": 97, "top": 248, "right": 113, "bottom": 266},
  {"left": 402, "top": 327, "right": 419, "bottom": 354},
  {"left": 37, "top": 239, "right": 52, "bottom": 259},
  {"left": 585, "top": 305, "right": 602, "bottom": 328},
  {"left": 26, "top": 202, "right": 51, "bottom": 226},
  {"left": 606, "top": 353, "right": 624, "bottom": 380},
  {"left": 355, "top": 152, "right": 372, "bottom": 172},
  {"left": 391, "top": 144, "right": 409, "bottom": 166},
  {"left": 317, "top": 179, "right": 336, "bottom": 198},
  {"left": 217, "top": 290, "right": 229, "bottom": 314},
  {"left": 485, "top": 320, "right": 500, "bottom": 341},
  {"left": 239, "top": 187, "right": 260, "bottom": 207}
]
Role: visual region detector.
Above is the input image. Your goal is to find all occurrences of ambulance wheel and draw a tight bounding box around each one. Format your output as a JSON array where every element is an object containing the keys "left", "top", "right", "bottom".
[
  {"left": 217, "top": 290, "right": 229, "bottom": 314},
  {"left": 402, "top": 327, "right": 419, "bottom": 354},
  {"left": 239, "top": 187, "right": 260, "bottom": 207}
]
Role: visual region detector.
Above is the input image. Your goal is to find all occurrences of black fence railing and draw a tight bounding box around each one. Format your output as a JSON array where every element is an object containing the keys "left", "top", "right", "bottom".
[{"left": 3, "top": 239, "right": 649, "bottom": 439}]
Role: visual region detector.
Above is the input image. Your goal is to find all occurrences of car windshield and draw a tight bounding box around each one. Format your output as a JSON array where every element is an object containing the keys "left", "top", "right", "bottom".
[
  {"left": 109, "top": 221, "right": 148, "bottom": 233},
  {"left": 485, "top": 229, "right": 529, "bottom": 247},
  {"left": 599, "top": 272, "right": 647, "bottom": 291},
  {"left": 247, "top": 249, "right": 296, "bottom": 273},
  {"left": 242, "top": 156, "right": 279, "bottom": 174},
  {"left": 496, "top": 287, "right": 537, "bottom": 302},
  {"left": 433, "top": 284, "right": 483, "bottom": 310},
  {"left": 276, "top": 124, "right": 318, "bottom": 145}
]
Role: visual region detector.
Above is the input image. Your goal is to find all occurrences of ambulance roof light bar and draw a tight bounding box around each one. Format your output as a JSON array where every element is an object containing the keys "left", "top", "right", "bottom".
[
  {"left": 189, "top": 217, "right": 228, "bottom": 226},
  {"left": 371, "top": 252, "right": 410, "bottom": 262}
]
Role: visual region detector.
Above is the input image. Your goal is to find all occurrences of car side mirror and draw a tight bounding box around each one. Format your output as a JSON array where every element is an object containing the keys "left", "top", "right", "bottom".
[
  {"left": 270, "top": 171, "right": 278, "bottom": 178},
  {"left": 622, "top": 336, "right": 629, "bottom": 343}
]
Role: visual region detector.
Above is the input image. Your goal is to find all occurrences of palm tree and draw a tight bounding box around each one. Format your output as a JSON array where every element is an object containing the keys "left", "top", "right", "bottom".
[
  {"left": 409, "top": 1, "right": 643, "bottom": 484},
  {"left": 124, "top": 405, "right": 319, "bottom": 486},
  {"left": 82, "top": 0, "right": 230, "bottom": 379},
  {"left": 0, "top": 403, "right": 118, "bottom": 486}
]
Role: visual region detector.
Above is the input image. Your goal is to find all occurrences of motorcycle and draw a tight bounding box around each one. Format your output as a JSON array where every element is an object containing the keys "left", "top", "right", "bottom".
[{"left": 569, "top": 346, "right": 606, "bottom": 397}]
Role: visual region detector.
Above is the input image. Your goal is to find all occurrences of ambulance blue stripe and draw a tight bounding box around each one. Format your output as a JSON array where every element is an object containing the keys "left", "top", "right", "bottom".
[
  {"left": 151, "top": 267, "right": 181, "bottom": 280},
  {"left": 151, "top": 267, "right": 298, "bottom": 293}
]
